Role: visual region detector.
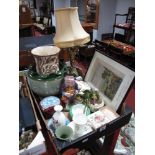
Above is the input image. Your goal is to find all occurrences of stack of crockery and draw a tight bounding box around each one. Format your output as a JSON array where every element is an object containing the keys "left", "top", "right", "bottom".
[{"left": 27, "top": 46, "right": 66, "bottom": 97}]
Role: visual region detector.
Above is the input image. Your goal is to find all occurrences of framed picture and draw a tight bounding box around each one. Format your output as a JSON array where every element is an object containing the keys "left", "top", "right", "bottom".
[{"left": 85, "top": 51, "right": 135, "bottom": 111}]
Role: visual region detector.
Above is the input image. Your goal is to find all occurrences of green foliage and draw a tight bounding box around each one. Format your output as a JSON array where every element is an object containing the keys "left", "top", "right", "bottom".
[{"left": 76, "top": 89, "right": 100, "bottom": 105}]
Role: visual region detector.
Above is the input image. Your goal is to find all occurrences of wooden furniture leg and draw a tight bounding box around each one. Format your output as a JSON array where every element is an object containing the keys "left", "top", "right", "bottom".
[{"left": 101, "top": 129, "right": 121, "bottom": 155}]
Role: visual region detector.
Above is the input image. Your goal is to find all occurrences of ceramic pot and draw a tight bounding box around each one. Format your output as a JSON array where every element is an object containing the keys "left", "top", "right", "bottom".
[
  {"left": 31, "top": 46, "right": 60, "bottom": 77},
  {"left": 27, "top": 63, "right": 66, "bottom": 97}
]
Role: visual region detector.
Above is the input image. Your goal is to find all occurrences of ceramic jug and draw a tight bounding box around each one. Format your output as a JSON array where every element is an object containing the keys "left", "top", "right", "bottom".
[{"left": 52, "top": 105, "right": 68, "bottom": 128}]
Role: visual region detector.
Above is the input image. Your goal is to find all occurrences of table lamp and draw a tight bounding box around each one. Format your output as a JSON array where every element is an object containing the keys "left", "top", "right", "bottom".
[{"left": 53, "top": 7, "right": 90, "bottom": 75}]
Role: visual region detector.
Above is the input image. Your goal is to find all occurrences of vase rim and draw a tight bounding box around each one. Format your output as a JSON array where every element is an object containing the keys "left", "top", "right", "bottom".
[{"left": 31, "top": 46, "right": 60, "bottom": 56}]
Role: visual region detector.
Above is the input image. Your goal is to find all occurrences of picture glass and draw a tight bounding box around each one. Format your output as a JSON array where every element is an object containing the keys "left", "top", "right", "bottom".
[{"left": 91, "top": 64, "right": 123, "bottom": 101}]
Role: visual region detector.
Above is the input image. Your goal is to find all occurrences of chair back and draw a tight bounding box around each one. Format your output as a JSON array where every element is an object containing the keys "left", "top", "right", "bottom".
[
  {"left": 36, "top": 16, "right": 40, "bottom": 23},
  {"left": 48, "top": 19, "right": 51, "bottom": 27},
  {"left": 43, "top": 17, "right": 49, "bottom": 25}
]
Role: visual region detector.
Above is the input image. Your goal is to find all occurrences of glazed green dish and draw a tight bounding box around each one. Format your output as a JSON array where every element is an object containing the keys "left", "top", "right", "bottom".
[
  {"left": 28, "top": 62, "right": 66, "bottom": 80},
  {"left": 27, "top": 63, "right": 67, "bottom": 97}
]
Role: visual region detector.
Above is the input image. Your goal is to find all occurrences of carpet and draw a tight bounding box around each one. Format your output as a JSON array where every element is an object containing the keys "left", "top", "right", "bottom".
[{"left": 114, "top": 113, "right": 135, "bottom": 155}]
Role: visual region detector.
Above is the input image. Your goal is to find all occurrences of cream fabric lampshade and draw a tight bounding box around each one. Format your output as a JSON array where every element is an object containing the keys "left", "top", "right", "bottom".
[{"left": 53, "top": 7, "right": 90, "bottom": 48}]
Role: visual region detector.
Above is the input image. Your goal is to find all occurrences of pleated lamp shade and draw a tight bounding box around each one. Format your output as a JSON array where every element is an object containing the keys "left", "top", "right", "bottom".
[{"left": 53, "top": 7, "right": 90, "bottom": 48}]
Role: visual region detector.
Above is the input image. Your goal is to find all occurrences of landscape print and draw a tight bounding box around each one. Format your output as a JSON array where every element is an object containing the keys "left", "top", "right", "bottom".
[{"left": 100, "top": 67, "right": 122, "bottom": 100}]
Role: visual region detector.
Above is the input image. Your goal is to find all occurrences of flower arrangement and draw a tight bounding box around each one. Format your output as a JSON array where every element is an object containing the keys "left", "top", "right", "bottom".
[{"left": 75, "top": 89, "right": 104, "bottom": 112}]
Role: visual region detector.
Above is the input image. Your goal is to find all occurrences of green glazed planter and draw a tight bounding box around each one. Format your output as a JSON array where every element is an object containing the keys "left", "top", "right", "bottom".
[{"left": 27, "top": 63, "right": 67, "bottom": 97}]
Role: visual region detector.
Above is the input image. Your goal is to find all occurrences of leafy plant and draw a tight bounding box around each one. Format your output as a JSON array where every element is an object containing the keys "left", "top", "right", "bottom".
[{"left": 75, "top": 89, "right": 101, "bottom": 105}]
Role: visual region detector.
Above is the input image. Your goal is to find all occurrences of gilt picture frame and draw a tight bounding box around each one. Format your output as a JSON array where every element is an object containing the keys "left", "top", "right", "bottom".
[{"left": 85, "top": 51, "right": 134, "bottom": 111}]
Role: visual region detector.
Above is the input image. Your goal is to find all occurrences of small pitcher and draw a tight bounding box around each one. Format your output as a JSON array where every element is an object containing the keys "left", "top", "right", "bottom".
[{"left": 52, "top": 105, "right": 68, "bottom": 129}]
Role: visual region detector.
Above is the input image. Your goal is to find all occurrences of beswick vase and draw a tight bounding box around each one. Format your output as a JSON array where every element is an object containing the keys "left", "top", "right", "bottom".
[{"left": 27, "top": 63, "right": 66, "bottom": 97}]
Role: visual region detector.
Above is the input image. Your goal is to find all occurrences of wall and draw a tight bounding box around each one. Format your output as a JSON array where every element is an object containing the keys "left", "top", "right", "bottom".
[
  {"left": 70, "top": 0, "right": 78, "bottom": 7},
  {"left": 115, "top": 0, "right": 135, "bottom": 14},
  {"left": 97, "top": 0, "right": 117, "bottom": 40},
  {"left": 53, "top": 0, "right": 70, "bottom": 9},
  {"left": 77, "top": 0, "right": 85, "bottom": 22},
  {"left": 114, "top": 0, "right": 135, "bottom": 34}
]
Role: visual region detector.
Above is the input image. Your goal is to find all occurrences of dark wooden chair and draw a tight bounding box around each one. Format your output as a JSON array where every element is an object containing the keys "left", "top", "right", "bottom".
[
  {"left": 34, "top": 17, "right": 56, "bottom": 35},
  {"left": 112, "top": 7, "right": 135, "bottom": 45}
]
